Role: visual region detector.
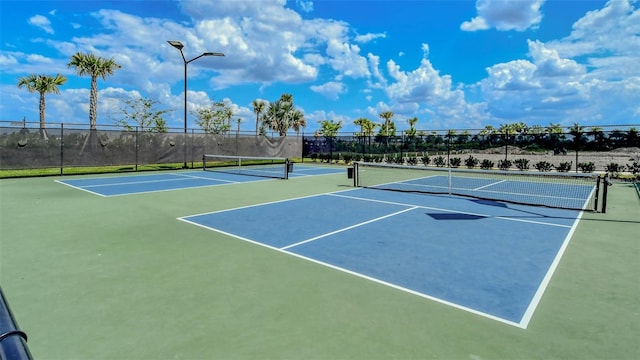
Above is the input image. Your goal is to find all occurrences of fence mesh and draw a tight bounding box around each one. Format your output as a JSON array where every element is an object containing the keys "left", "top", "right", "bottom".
[
  {"left": 303, "top": 127, "right": 640, "bottom": 176},
  {"left": 0, "top": 122, "right": 302, "bottom": 172}
]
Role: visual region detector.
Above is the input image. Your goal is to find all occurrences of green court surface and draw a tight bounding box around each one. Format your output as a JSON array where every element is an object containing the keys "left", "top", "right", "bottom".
[{"left": 0, "top": 168, "right": 638, "bottom": 359}]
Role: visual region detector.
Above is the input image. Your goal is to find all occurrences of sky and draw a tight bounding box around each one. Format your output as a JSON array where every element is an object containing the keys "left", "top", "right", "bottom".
[{"left": 1, "top": 0, "right": 639, "bottom": 134}]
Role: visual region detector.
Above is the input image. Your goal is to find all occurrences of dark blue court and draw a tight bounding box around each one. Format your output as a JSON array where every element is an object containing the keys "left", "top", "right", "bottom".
[
  {"left": 55, "top": 165, "right": 344, "bottom": 196},
  {"left": 180, "top": 188, "right": 584, "bottom": 328}
]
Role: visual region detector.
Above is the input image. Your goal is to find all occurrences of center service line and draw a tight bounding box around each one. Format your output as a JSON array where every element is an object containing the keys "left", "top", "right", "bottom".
[{"left": 280, "top": 206, "right": 419, "bottom": 250}]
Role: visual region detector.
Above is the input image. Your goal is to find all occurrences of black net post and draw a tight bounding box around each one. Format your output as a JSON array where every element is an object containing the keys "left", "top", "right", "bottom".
[
  {"left": 594, "top": 175, "right": 601, "bottom": 212},
  {"left": 602, "top": 173, "right": 611, "bottom": 213}
]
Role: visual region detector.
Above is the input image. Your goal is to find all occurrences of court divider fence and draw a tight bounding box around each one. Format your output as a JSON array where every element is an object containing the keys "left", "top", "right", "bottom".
[{"left": 0, "top": 121, "right": 303, "bottom": 174}]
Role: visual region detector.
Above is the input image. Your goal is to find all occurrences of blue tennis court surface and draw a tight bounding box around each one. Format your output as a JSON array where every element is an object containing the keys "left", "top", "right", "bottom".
[
  {"left": 55, "top": 165, "right": 344, "bottom": 196},
  {"left": 180, "top": 188, "right": 585, "bottom": 328}
]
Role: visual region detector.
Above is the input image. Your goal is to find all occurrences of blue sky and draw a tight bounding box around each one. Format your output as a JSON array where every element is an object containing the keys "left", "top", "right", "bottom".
[{"left": 1, "top": 0, "right": 638, "bottom": 134}]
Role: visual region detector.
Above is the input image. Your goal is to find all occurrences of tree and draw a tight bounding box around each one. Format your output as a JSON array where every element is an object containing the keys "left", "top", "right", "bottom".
[
  {"left": 67, "top": 52, "right": 121, "bottom": 130},
  {"left": 261, "top": 93, "right": 305, "bottom": 136},
  {"left": 568, "top": 123, "right": 585, "bottom": 148},
  {"left": 16, "top": 73, "right": 67, "bottom": 139},
  {"left": 289, "top": 109, "right": 306, "bottom": 135},
  {"left": 193, "top": 100, "right": 233, "bottom": 134},
  {"left": 378, "top": 111, "right": 395, "bottom": 137},
  {"left": 114, "top": 97, "right": 170, "bottom": 132},
  {"left": 319, "top": 119, "right": 342, "bottom": 138},
  {"left": 319, "top": 119, "right": 343, "bottom": 161},
  {"left": 406, "top": 117, "right": 418, "bottom": 138},
  {"left": 354, "top": 117, "right": 377, "bottom": 150},
  {"left": 546, "top": 123, "right": 565, "bottom": 153},
  {"left": 251, "top": 99, "right": 266, "bottom": 136},
  {"left": 588, "top": 126, "right": 605, "bottom": 150}
]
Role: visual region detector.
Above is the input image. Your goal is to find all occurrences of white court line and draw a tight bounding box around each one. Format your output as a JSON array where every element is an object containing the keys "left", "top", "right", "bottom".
[
  {"left": 281, "top": 206, "right": 418, "bottom": 250},
  {"left": 55, "top": 172, "right": 270, "bottom": 197},
  {"left": 54, "top": 179, "right": 108, "bottom": 197},
  {"left": 177, "top": 201, "right": 524, "bottom": 329},
  {"left": 519, "top": 209, "right": 585, "bottom": 328},
  {"left": 178, "top": 188, "right": 586, "bottom": 328},
  {"left": 474, "top": 179, "right": 507, "bottom": 190},
  {"left": 328, "top": 192, "right": 573, "bottom": 228}
]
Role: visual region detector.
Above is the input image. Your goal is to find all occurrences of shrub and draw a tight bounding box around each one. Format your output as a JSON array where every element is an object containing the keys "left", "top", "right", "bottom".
[
  {"left": 498, "top": 159, "right": 512, "bottom": 170},
  {"left": 534, "top": 161, "right": 554, "bottom": 172},
  {"left": 556, "top": 161, "right": 572, "bottom": 172},
  {"left": 627, "top": 159, "right": 639, "bottom": 175},
  {"left": 605, "top": 162, "right": 623, "bottom": 173},
  {"left": 309, "top": 153, "right": 318, "bottom": 162},
  {"left": 605, "top": 162, "right": 624, "bottom": 177},
  {"left": 388, "top": 154, "right": 402, "bottom": 164},
  {"left": 449, "top": 157, "right": 461, "bottom": 168},
  {"left": 480, "top": 159, "right": 494, "bottom": 170},
  {"left": 578, "top": 162, "right": 595, "bottom": 173},
  {"left": 421, "top": 155, "right": 430, "bottom": 166},
  {"left": 406, "top": 156, "right": 418, "bottom": 166},
  {"left": 513, "top": 158, "right": 529, "bottom": 171},
  {"left": 434, "top": 156, "right": 446, "bottom": 167},
  {"left": 464, "top": 155, "right": 479, "bottom": 169},
  {"left": 342, "top": 153, "right": 353, "bottom": 164}
]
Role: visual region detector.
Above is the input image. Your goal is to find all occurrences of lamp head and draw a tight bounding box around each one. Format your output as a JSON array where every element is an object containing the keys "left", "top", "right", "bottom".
[{"left": 167, "top": 40, "right": 184, "bottom": 50}]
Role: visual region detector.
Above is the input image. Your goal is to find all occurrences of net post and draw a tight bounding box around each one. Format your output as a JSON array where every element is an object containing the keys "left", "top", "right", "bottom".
[
  {"left": 202, "top": 154, "right": 205, "bottom": 170},
  {"left": 602, "top": 173, "right": 610, "bottom": 214},
  {"left": 353, "top": 162, "right": 359, "bottom": 187},
  {"left": 594, "top": 175, "right": 601, "bottom": 212},
  {"left": 284, "top": 158, "right": 289, "bottom": 180}
]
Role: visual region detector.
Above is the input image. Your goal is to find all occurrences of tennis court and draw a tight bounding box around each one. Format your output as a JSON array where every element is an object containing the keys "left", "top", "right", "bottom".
[
  {"left": 1, "top": 164, "right": 638, "bottom": 359},
  {"left": 55, "top": 164, "right": 344, "bottom": 196},
  {"left": 180, "top": 187, "right": 585, "bottom": 328}
]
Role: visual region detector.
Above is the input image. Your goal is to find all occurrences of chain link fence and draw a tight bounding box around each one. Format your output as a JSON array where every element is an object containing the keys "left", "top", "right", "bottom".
[
  {"left": 303, "top": 126, "right": 640, "bottom": 177},
  {"left": 0, "top": 121, "right": 303, "bottom": 173}
]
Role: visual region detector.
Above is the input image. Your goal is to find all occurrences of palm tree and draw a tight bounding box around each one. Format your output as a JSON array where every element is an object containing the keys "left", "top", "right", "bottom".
[
  {"left": 251, "top": 99, "right": 266, "bottom": 136},
  {"left": 261, "top": 93, "right": 302, "bottom": 136},
  {"left": 406, "top": 117, "right": 418, "bottom": 138},
  {"left": 378, "top": 111, "right": 395, "bottom": 147},
  {"left": 588, "top": 126, "right": 605, "bottom": 150},
  {"left": 546, "top": 123, "right": 565, "bottom": 153},
  {"left": 289, "top": 109, "right": 306, "bottom": 135},
  {"left": 378, "top": 111, "right": 394, "bottom": 137},
  {"left": 67, "top": 52, "right": 121, "bottom": 130},
  {"left": 17, "top": 74, "right": 67, "bottom": 139}
]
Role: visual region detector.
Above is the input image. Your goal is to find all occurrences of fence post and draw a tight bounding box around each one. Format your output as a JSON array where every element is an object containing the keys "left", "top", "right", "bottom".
[
  {"left": 60, "top": 123, "right": 64, "bottom": 175},
  {"left": 135, "top": 127, "right": 139, "bottom": 172}
]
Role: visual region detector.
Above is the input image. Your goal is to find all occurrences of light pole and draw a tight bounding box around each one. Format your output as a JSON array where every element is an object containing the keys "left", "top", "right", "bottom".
[{"left": 167, "top": 40, "right": 224, "bottom": 168}]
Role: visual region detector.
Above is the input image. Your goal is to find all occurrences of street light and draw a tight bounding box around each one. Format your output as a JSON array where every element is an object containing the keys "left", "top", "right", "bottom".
[{"left": 167, "top": 40, "right": 225, "bottom": 168}]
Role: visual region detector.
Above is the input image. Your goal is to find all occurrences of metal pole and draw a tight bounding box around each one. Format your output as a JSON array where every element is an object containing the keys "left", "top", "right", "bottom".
[
  {"left": 183, "top": 61, "right": 188, "bottom": 169},
  {"left": 60, "top": 123, "right": 64, "bottom": 176}
]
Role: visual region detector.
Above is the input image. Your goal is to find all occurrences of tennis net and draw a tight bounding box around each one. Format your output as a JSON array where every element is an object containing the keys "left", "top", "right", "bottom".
[
  {"left": 353, "top": 161, "right": 606, "bottom": 212},
  {"left": 203, "top": 154, "right": 290, "bottom": 179}
]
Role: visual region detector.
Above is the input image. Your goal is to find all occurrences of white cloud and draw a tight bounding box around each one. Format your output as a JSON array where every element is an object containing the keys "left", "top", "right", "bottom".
[
  {"left": 461, "top": 0, "right": 545, "bottom": 32},
  {"left": 354, "top": 32, "right": 386, "bottom": 43},
  {"left": 476, "top": 0, "right": 640, "bottom": 126},
  {"left": 545, "top": 0, "right": 640, "bottom": 79},
  {"left": 296, "top": 0, "right": 314, "bottom": 13},
  {"left": 325, "top": 39, "right": 370, "bottom": 78},
  {"left": 28, "top": 14, "right": 54, "bottom": 34},
  {"left": 310, "top": 81, "right": 346, "bottom": 100}
]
